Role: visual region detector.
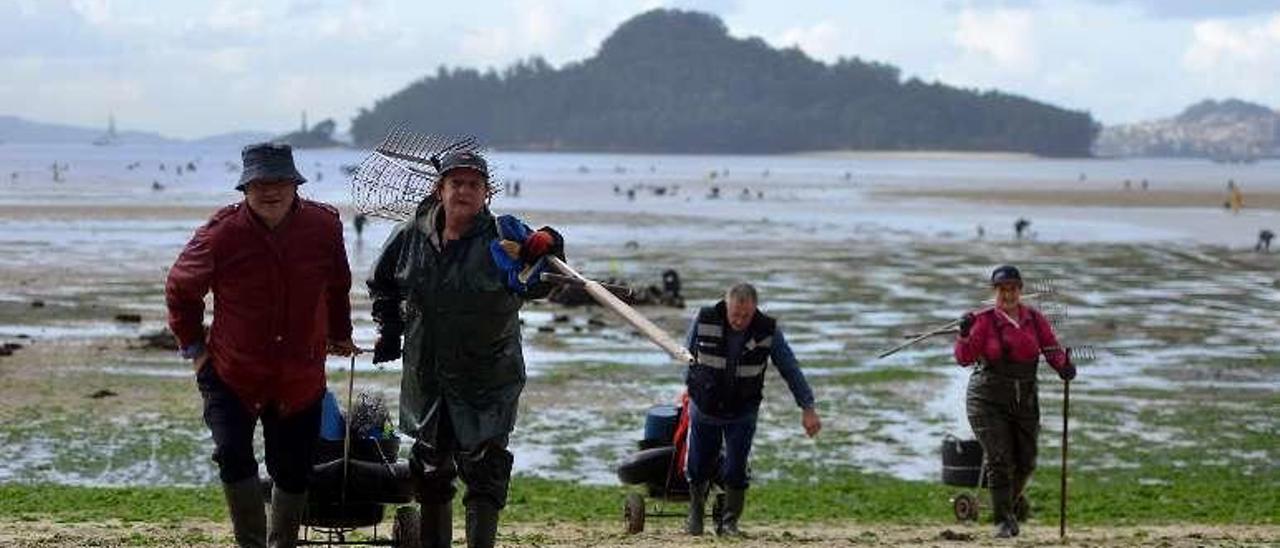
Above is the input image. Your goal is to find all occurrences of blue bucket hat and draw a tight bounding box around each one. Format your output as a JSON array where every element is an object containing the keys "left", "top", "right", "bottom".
[{"left": 237, "top": 142, "right": 307, "bottom": 191}]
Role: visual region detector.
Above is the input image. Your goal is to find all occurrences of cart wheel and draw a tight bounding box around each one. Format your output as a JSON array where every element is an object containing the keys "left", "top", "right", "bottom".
[
  {"left": 952, "top": 492, "right": 979, "bottom": 522},
  {"left": 392, "top": 505, "right": 421, "bottom": 547},
  {"left": 1013, "top": 494, "right": 1030, "bottom": 522},
  {"left": 711, "top": 492, "right": 726, "bottom": 528},
  {"left": 624, "top": 493, "right": 646, "bottom": 534}
]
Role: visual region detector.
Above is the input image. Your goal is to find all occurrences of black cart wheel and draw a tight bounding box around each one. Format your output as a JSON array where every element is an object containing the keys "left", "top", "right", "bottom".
[
  {"left": 393, "top": 505, "right": 421, "bottom": 547},
  {"left": 1013, "top": 494, "right": 1030, "bottom": 522},
  {"left": 711, "top": 492, "right": 726, "bottom": 528},
  {"left": 952, "top": 492, "right": 980, "bottom": 522},
  {"left": 624, "top": 493, "right": 645, "bottom": 534}
]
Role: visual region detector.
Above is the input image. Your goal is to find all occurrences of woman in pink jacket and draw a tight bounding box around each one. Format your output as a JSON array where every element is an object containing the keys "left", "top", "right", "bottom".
[{"left": 954, "top": 265, "right": 1076, "bottom": 538}]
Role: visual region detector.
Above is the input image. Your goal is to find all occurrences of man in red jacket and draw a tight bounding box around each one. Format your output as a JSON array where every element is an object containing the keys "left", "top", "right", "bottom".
[{"left": 166, "top": 143, "right": 356, "bottom": 548}]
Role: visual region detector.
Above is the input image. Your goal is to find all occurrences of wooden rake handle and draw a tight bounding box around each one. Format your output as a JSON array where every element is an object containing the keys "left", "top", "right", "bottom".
[{"left": 546, "top": 256, "right": 694, "bottom": 365}]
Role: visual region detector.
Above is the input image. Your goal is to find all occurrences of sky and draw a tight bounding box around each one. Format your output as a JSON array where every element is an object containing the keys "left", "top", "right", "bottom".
[{"left": 2, "top": 0, "right": 1278, "bottom": 139}]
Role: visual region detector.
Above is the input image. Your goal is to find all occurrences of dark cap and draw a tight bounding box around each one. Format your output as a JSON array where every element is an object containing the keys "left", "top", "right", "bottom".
[
  {"left": 990, "top": 265, "right": 1022, "bottom": 286},
  {"left": 436, "top": 150, "right": 489, "bottom": 179},
  {"left": 237, "top": 142, "right": 306, "bottom": 191}
]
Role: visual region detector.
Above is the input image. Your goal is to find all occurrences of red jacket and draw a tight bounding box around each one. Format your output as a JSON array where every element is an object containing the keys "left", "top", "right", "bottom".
[
  {"left": 954, "top": 305, "right": 1068, "bottom": 373},
  {"left": 166, "top": 199, "right": 352, "bottom": 416}
]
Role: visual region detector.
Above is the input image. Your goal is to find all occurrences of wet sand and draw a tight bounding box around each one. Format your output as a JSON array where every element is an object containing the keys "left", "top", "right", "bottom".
[
  {"left": 880, "top": 187, "right": 1280, "bottom": 211},
  {"left": 0, "top": 519, "right": 1275, "bottom": 547}
]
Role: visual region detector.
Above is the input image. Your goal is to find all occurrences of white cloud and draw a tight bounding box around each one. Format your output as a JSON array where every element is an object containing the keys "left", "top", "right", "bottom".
[
  {"left": 953, "top": 8, "right": 1037, "bottom": 73},
  {"left": 775, "top": 21, "right": 843, "bottom": 62},
  {"left": 69, "top": 0, "right": 110, "bottom": 26},
  {"left": 1182, "top": 14, "right": 1280, "bottom": 98}
]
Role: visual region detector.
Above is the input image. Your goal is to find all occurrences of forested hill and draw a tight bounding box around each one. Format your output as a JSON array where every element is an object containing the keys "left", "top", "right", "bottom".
[{"left": 351, "top": 9, "right": 1099, "bottom": 156}]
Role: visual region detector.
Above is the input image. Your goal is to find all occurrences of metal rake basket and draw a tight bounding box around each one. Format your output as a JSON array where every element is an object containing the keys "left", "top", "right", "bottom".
[{"left": 349, "top": 127, "right": 486, "bottom": 222}]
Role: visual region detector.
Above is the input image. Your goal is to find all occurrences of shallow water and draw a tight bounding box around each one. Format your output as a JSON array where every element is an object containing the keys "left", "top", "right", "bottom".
[{"left": 0, "top": 144, "right": 1277, "bottom": 486}]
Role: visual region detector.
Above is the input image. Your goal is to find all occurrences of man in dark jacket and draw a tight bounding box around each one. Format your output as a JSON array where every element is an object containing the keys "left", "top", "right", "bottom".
[
  {"left": 167, "top": 143, "right": 356, "bottom": 548},
  {"left": 367, "top": 150, "right": 562, "bottom": 548},
  {"left": 683, "top": 283, "right": 821, "bottom": 537}
]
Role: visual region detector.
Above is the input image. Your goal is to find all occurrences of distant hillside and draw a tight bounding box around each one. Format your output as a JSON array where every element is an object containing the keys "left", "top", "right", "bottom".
[
  {"left": 0, "top": 115, "right": 173, "bottom": 145},
  {"left": 0, "top": 115, "right": 279, "bottom": 147},
  {"left": 1095, "top": 99, "right": 1280, "bottom": 162},
  {"left": 351, "top": 9, "right": 1098, "bottom": 156}
]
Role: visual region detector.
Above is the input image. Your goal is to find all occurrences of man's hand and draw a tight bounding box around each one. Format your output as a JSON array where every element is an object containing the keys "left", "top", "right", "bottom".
[
  {"left": 520, "top": 226, "right": 564, "bottom": 262},
  {"left": 958, "top": 313, "right": 976, "bottom": 338},
  {"left": 193, "top": 351, "right": 210, "bottom": 373},
  {"left": 327, "top": 338, "right": 359, "bottom": 357},
  {"left": 802, "top": 408, "right": 822, "bottom": 438},
  {"left": 372, "top": 334, "right": 402, "bottom": 364}
]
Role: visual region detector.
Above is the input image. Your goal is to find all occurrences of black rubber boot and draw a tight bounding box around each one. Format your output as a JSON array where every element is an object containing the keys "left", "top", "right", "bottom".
[
  {"left": 420, "top": 502, "right": 452, "bottom": 548},
  {"left": 716, "top": 488, "right": 747, "bottom": 537},
  {"left": 991, "top": 486, "right": 1019, "bottom": 539},
  {"left": 222, "top": 477, "right": 267, "bottom": 548},
  {"left": 685, "top": 482, "right": 709, "bottom": 535},
  {"left": 267, "top": 487, "right": 307, "bottom": 548},
  {"left": 465, "top": 501, "right": 500, "bottom": 548}
]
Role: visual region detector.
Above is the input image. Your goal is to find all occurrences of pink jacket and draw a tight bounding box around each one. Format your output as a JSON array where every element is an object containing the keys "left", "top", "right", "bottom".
[{"left": 954, "top": 305, "right": 1068, "bottom": 374}]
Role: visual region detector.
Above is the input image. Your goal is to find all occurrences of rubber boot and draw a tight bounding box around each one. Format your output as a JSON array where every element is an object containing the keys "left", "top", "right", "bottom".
[
  {"left": 465, "top": 500, "right": 500, "bottom": 548},
  {"left": 716, "top": 488, "right": 747, "bottom": 537},
  {"left": 420, "top": 502, "right": 453, "bottom": 548},
  {"left": 990, "top": 486, "right": 1019, "bottom": 539},
  {"left": 685, "top": 482, "right": 708, "bottom": 536},
  {"left": 267, "top": 487, "right": 307, "bottom": 548},
  {"left": 222, "top": 477, "right": 267, "bottom": 548}
]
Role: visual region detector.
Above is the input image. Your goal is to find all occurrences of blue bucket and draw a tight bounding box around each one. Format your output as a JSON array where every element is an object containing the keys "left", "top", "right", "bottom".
[{"left": 643, "top": 404, "right": 680, "bottom": 443}]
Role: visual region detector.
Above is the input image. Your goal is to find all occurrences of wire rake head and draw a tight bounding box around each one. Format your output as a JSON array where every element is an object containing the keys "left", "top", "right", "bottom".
[
  {"left": 1067, "top": 345, "right": 1098, "bottom": 362},
  {"left": 349, "top": 126, "right": 494, "bottom": 221}
]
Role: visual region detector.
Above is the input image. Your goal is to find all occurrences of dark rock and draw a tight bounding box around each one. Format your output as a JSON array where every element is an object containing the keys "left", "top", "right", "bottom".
[
  {"left": 938, "top": 529, "right": 973, "bottom": 541},
  {"left": 31, "top": 300, "right": 44, "bottom": 308},
  {"left": 136, "top": 328, "right": 179, "bottom": 351},
  {"left": 114, "top": 313, "right": 143, "bottom": 323},
  {"left": 552, "top": 314, "right": 570, "bottom": 323},
  {"left": 3, "top": 343, "right": 23, "bottom": 351},
  {"left": 536, "top": 326, "right": 555, "bottom": 333},
  {"left": 88, "top": 389, "right": 118, "bottom": 399}
]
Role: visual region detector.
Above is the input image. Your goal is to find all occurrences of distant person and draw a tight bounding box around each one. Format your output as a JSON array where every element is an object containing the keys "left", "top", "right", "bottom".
[
  {"left": 1014, "top": 218, "right": 1031, "bottom": 240},
  {"left": 1229, "top": 183, "right": 1244, "bottom": 214},
  {"left": 707, "top": 186, "right": 720, "bottom": 199},
  {"left": 166, "top": 143, "right": 356, "bottom": 547},
  {"left": 955, "top": 266, "right": 1076, "bottom": 539},
  {"left": 682, "top": 283, "right": 820, "bottom": 537},
  {"left": 977, "top": 225, "right": 986, "bottom": 240},
  {"left": 1123, "top": 179, "right": 1131, "bottom": 191},
  {"left": 1141, "top": 179, "right": 1149, "bottom": 191},
  {"left": 1257, "top": 229, "right": 1274, "bottom": 253},
  {"left": 353, "top": 213, "right": 368, "bottom": 242},
  {"left": 512, "top": 179, "right": 521, "bottom": 197}
]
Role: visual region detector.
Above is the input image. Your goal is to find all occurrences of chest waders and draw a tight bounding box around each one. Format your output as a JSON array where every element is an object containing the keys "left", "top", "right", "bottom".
[{"left": 966, "top": 314, "right": 1042, "bottom": 536}]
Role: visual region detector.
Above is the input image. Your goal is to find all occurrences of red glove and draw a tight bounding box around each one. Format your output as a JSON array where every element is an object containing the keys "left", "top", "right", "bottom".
[{"left": 521, "top": 227, "right": 563, "bottom": 261}]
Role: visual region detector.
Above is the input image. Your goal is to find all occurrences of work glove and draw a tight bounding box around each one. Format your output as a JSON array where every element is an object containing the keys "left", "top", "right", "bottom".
[
  {"left": 521, "top": 226, "right": 565, "bottom": 262},
  {"left": 958, "top": 313, "right": 976, "bottom": 338},
  {"left": 372, "top": 330, "right": 402, "bottom": 364},
  {"left": 1057, "top": 349, "right": 1077, "bottom": 381}
]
